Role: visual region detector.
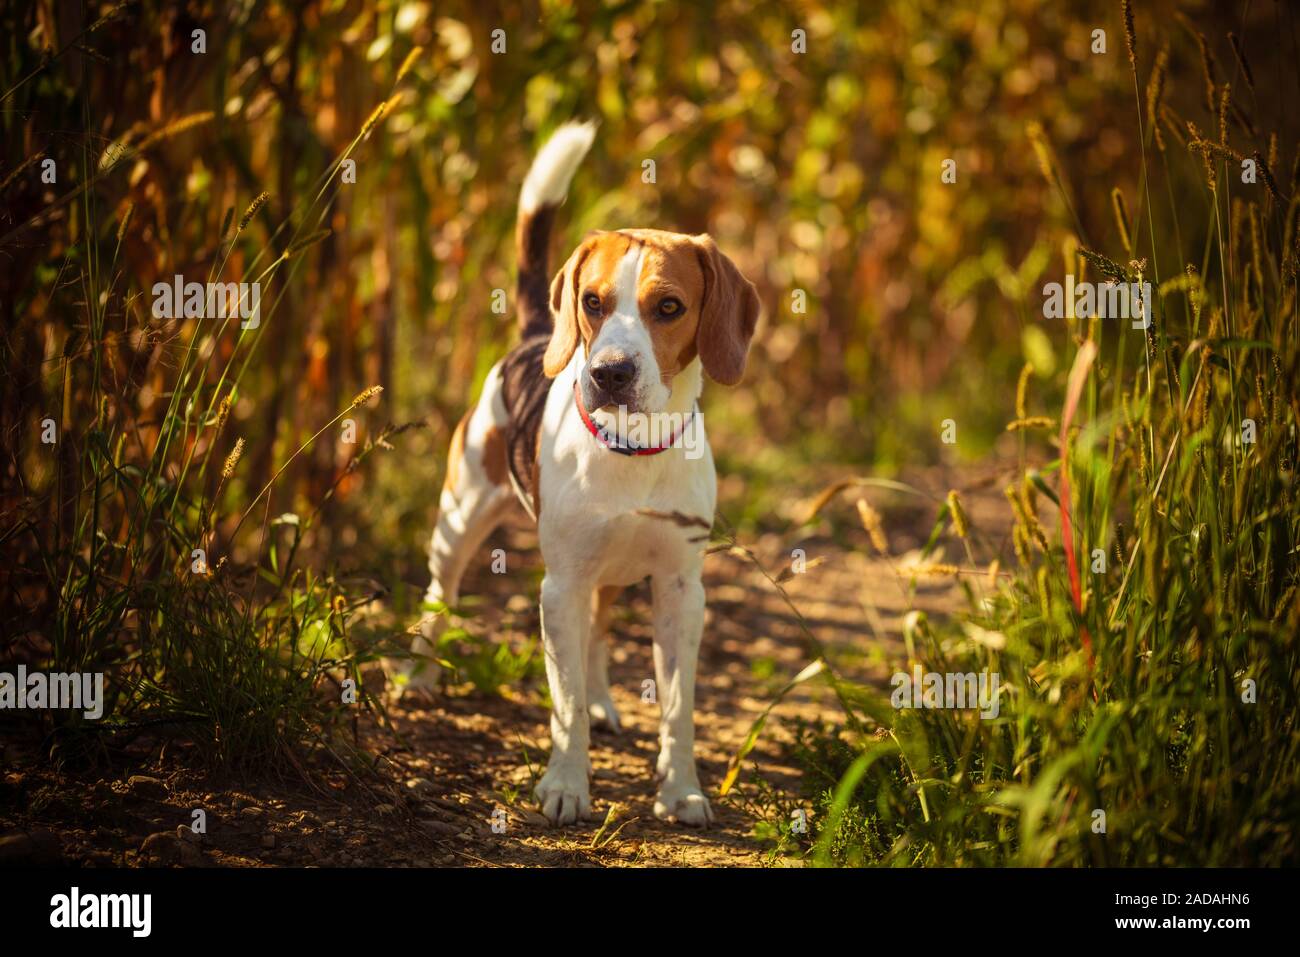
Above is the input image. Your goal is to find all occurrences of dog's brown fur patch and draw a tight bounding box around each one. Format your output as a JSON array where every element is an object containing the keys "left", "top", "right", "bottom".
[
  {"left": 443, "top": 410, "right": 470, "bottom": 492},
  {"left": 630, "top": 235, "right": 706, "bottom": 377},
  {"left": 482, "top": 424, "right": 508, "bottom": 486}
]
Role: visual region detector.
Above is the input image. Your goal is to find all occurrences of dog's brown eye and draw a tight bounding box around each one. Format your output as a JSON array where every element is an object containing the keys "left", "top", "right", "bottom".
[
  {"left": 582, "top": 293, "right": 601, "bottom": 314},
  {"left": 657, "top": 298, "right": 684, "bottom": 319}
]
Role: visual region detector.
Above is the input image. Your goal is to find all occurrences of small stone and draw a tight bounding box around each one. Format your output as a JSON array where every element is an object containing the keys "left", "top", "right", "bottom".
[
  {"left": 261, "top": 833, "right": 276, "bottom": 850},
  {"left": 127, "top": 775, "right": 168, "bottom": 799},
  {"left": 140, "top": 831, "right": 201, "bottom": 866},
  {"left": 419, "top": 820, "right": 459, "bottom": 837},
  {"left": 509, "top": 807, "right": 550, "bottom": 827}
]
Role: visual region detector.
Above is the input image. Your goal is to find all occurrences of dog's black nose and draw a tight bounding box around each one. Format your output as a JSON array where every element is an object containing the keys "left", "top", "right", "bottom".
[{"left": 589, "top": 357, "right": 637, "bottom": 394}]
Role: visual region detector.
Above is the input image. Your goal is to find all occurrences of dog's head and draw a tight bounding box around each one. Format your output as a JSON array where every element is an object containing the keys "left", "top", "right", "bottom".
[{"left": 543, "top": 229, "right": 760, "bottom": 414}]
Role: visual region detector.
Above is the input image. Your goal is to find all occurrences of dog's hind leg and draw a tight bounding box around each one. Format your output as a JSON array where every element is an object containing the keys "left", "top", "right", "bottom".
[
  {"left": 586, "top": 585, "right": 623, "bottom": 733},
  {"left": 397, "top": 367, "right": 515, "bottom": 697}
]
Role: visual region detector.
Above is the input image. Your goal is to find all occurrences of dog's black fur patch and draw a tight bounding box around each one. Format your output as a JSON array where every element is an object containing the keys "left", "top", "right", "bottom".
[{"left": 499, "top": 334, "right": 550, "bottom": 514}]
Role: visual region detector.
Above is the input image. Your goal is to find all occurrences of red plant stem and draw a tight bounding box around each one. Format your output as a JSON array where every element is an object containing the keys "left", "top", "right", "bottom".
[{"left": 1059, "top": 343, "right": 1098, "bottom": 689}]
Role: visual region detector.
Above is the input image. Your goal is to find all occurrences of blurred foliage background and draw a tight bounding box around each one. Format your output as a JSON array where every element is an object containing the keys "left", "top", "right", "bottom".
[
  {"left": 4, "top": 0, "right": 1292, "bottom": 586},
  {"left": 1, "top": 0, "right": 1296, "bottom": 667}
]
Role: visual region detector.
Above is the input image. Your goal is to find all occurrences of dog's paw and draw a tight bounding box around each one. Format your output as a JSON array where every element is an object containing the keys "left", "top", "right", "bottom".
[
  {"left": 534, "top": 766, "right": 592, "bottom": 826},
  {"left": 654, "top": 784, "right": 714, "bottom": 827},
  {"left": 588, "top": 697, "right": 622, "bottom": 734}
]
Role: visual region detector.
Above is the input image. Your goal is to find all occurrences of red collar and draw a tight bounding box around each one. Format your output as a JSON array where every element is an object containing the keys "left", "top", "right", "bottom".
[{"left": 573, "top": 381, "right": 688, "bottom": 456}]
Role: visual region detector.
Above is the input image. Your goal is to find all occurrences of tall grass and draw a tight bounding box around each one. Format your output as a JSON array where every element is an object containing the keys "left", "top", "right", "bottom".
[
  {"left": 0, "top": 33, "right": 416, "bottom": 770},
  {"left": 757, "top": 7, "right": 1299, "bottom": 866}
]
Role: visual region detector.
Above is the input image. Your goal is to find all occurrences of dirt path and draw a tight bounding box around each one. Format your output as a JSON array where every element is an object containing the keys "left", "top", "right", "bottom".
[
  {"left": 0, "top": 464, "right": 1015, "bottom": 868},
  {"left": 368, "top": 538, "right": 865, "bottom": 866}
]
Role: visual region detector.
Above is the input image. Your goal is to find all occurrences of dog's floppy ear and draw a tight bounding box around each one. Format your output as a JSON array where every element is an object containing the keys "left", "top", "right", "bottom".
[
  {"left": 544, "top": 235, "right": 598, "bottom": 378},
  {"left": 692, "top": 235, "right": 760, "bottom": 386}
]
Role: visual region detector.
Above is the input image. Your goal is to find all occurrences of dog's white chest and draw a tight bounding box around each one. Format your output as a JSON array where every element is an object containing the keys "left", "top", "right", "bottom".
[{"left": 536, "top": 361, "right": 716, "bottom": 587}]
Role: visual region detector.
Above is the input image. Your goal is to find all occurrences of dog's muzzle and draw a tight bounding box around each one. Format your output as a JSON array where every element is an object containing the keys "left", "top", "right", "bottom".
[{"left": 584, "top": 353, "right": 639, "bottom": 411}]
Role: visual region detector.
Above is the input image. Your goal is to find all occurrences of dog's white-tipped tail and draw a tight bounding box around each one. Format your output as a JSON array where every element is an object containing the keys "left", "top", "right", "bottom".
[
  {"left": 519, "top": 120, "right": 596, "bottom": 215},
  {"left": 516, "top": 121, "right": 596, "bottom": 337}
]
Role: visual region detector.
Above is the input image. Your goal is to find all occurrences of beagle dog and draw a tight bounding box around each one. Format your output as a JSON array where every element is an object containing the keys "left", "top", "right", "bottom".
[{"left": 401, "top": 122, "right": 760, "bottom": 826}]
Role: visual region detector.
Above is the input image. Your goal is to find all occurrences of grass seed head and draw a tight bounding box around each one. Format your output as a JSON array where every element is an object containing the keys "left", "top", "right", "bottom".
[
  {"left": 1228, "top": 32, "right": 1254, "bottom": 91},
  {"left": 1194, "top": 31, "right": 1217, "bottom": 114},
  {"left": 1253, "top": 151, "right": 1281, "bottom": 202},
  {"left": 136, "top": 111, "right": 215, "bottom": 152},
  {"left": 1006, "top": 416, "right": 1056, "bottom": 432},
  {"left": 238, "top": 191, "right": 269, "bottom": 233},
  {"left": 222, "top": 438, "right": 245, "bottom": 479},
  {"left": 1146, "top": 45, "right": 1169, "bottom": 151},
  {"left": 396, "top": 46, "right": 424, "bottom": 83},
  {"left": 350, "top": 385, "right": 383, "bottom": 408},
  {"left": 855, "top": 498, "right": 889, "bottom": 554},
  {"left": 1218, "top": 83, "right": 1231, "bottom": 146},
  {"left": 946, "top": 490, "right": 969, "bottom": 538},
  {"left": 1122, "top": 0, "right": 1137, "bottom": 69},
  {"left": 216, "top": 393, "right": 234, "bottom": 432},
  {"left": 1016, "top": 362, "right": 1033, "bottom": 419}
]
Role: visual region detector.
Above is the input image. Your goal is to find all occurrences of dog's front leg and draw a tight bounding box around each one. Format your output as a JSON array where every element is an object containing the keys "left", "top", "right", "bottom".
[
  {"left": 651, "top": 570, "right": 714, "bottom": 826},
  {"left": 534, "top": 573, "right": 594, "bottom": 825}
]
